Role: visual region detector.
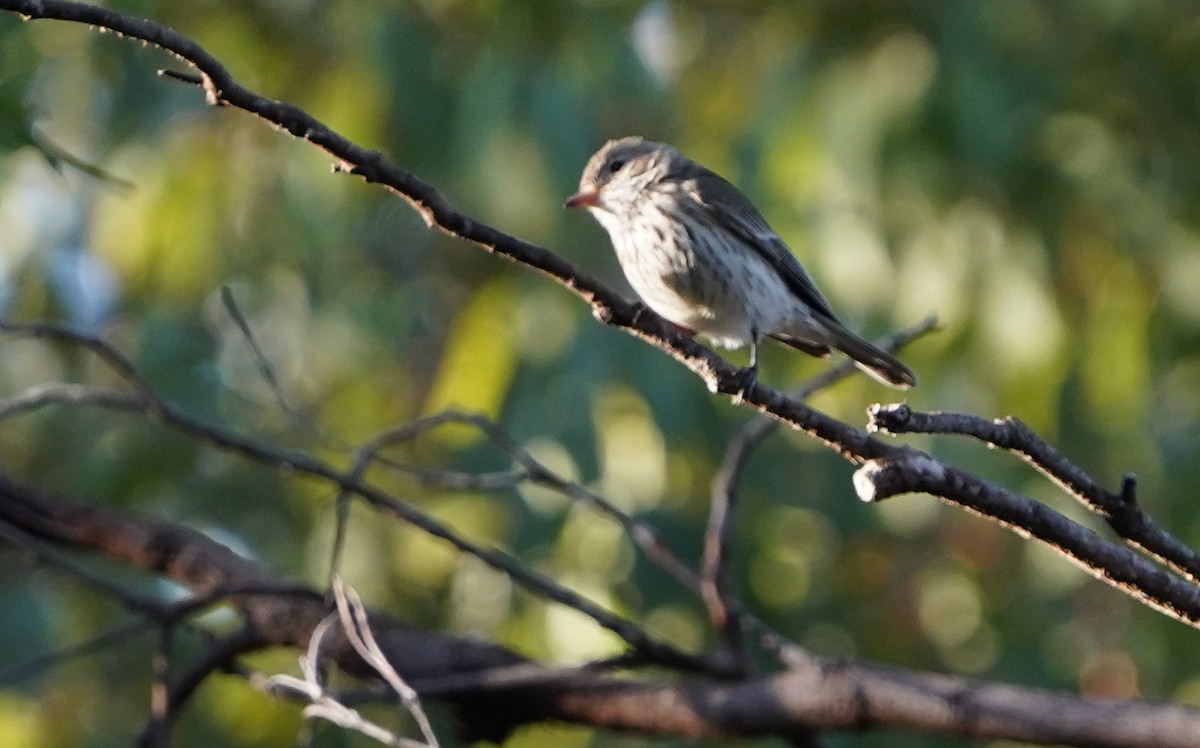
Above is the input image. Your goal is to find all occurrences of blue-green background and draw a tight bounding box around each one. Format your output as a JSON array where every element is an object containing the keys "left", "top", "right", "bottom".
[{"left": 1, "top": 2, "right": 1199, "bottom": 746}]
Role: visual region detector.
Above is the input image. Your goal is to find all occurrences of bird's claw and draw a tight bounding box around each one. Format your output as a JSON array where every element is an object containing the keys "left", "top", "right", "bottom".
[
  {"left": 629, "top": 302, "right": 651, "bottom": 325},
  {"left": 730, "top": 364, "right": 758, "bottom": 405}
]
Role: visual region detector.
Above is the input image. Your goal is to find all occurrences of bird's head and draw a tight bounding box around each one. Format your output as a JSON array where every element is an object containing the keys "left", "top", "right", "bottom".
[{"left": 564, "top": 137, "right": 678, "bottom": 220}]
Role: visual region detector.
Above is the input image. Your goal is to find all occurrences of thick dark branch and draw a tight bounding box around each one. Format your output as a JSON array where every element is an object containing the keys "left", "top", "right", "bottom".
[
  {"left": 0, "top": 472, "right": 524, "bottom": 675},
  {"left": 868, "top": 404, "right": 1200, "bottom": 585},
  {"left": 4, "top": 471, "right": 1199, "bottom": 747},
  {"left": 855, "top": 456, "right": 1200, "bottom": 625}
]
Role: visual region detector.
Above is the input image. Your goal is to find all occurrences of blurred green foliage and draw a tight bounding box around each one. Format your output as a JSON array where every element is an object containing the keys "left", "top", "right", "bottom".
[{"left": 2, "top": 1, "right": 1200, "bottom": 746}]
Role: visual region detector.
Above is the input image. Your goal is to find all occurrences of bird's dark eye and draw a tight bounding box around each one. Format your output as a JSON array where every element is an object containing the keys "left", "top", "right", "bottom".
[{"left": 607, "top": 158, "right": 627, "bottom": 174}]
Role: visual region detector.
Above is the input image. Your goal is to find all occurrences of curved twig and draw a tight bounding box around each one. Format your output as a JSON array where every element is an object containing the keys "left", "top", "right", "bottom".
[{"left": 0, "top": 327, "right": 715, "bottom": 675}]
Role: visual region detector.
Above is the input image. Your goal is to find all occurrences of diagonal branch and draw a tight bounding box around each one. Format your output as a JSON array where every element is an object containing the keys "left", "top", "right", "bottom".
[
  {"left": 700, "top": 318, "right": 938, "bottom": 664},
  {"left": 867, "top": 404, "right": 1200, "bottom": 584},
  {"left": 3, "top": 471, "right": 1199, "bottom": 747},
  {"left": 854, "top": 455, "right": 1200, "bottom": 624},
  {"left": 0, "top": 324, "right": 716, "bottom": 675},
  {"left": 0, "top": 0, "right": 900, "bottom": 461},
  {"left": 3, "top": 0, "right": 1200, "bottom": 654},
  {"left": 334, "top": 411, "right": 701, "bottom": 595}
]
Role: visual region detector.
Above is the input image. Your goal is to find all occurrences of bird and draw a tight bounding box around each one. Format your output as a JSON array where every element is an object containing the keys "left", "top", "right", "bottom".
[{"left": 563, "top": 136, "right": 916, "bottom": 390}]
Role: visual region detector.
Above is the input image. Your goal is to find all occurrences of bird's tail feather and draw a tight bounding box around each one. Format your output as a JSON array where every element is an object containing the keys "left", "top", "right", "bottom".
[
  {"left": 769, "top": 333, "right": 832, "bottom": 359},
  {"left": 825, "top": 324, "right": 917, "bottom": 389}
]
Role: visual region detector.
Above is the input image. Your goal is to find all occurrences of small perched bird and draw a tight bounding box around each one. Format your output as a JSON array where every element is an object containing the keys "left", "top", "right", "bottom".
[{"left": 564, "top": 137, "right": 916, "bottom": 389}]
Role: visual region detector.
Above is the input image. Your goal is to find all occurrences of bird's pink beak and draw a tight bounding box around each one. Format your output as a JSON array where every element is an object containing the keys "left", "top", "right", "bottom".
[{"left": 563, "top": 189, "right": 600, "bottom": 209}]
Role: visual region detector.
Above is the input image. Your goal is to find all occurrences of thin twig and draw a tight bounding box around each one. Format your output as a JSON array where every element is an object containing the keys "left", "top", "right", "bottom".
[
  {"left": 339, "top": 411, "right": 701, "bottom": 594},
  {"left": 0, "top": 616, "right": 151, "bottom": 683},
  {"left": 700, "top": 317, "right": 937, "bottom": 662},
  {"left": 142, "top": 623, "right": 173, "bottom": 748},
  {"left": 135, "top": 624, "right": 265, "bottom": 748},
  {"left": 266, "top": 615, "right": 432, "bottom": 748},
  {"left": 29, "top": 125, "right": 136, "bottom": 190},
  {"left": 332, "top": 578, "right": 439, "bottom": 748},
  {"left": 218, "top": 285, "right": 324, "bottom": 438},
  {"left": 0, "top": 382, "right": 143, "bottom": 420},
  {"left": 0, "top": 320, "right": 159, "bottom": 408},
  {"left": 0, "top": 323, "right": 716, "bottom": 674}
]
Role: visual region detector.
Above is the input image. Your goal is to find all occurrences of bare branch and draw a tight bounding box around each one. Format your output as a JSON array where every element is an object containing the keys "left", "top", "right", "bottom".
[
  {"left": 1, "top": 4, "right": 1199, "bottom": 745},
  {"left": 134, "top": 625, "right": 265, "bottom": 748},
  {"left": 142, "top": 625, "right": 172, "bottom": 748},
  {"left": 854, "top": 455, "right": 1200, "bottom": 625},
  {"left": 342, "top": 411, "right": 702, "bottom": 596},
  {"left": 0, "top": 1, "right": 905, "bottom": 458},
  {"left": 0, "top": 616, "right": 151, "bottom": 683},
  {"left": 868, "top": 404, "right": 1200, "bottom": 584},
  {"left": 1, "top": 0, "right": 1196, "bottom": 634},
  {"left": 332, "top": 578, "right": 439, "bottom": 748},
  {"left": 0, "top": 382, "right": 143, "bottom": 420},
  {"left": 5, "top": 471, "right": 1199, "bottom": 746},
  {"left": 0, "top": 338, "right": 714, "bottom": 674},
  {"left": 0, "top": 320, "right": 159, "bottom": 407},
  {"left": 701, "top": 317, "right": 938, "bottom": 663},
  {"left": 218, "top": 285, "right": 329, "bottom": 441},
  {"left": 267, "top": 616, "right": 430, "bottom": 748}
]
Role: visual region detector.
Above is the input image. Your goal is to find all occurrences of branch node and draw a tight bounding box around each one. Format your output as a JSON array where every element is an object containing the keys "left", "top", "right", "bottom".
[
  {"left": 704, "top": 373, "right": 721, "bottom": 394},
  {"left": 853, "top": 460, "right": 886, "bottom": 502},
  {"left": 1120, "top": 473, "right": 1139, "bottom": 505},
  {"left": 854, "top": 454, "right": 943, "bottom": 503},
  {"left": 866, "top": 402, "right": 910, "bottom": 434}
]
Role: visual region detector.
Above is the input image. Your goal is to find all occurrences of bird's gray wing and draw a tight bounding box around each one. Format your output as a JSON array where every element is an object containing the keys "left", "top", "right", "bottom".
[{"left": 681, "top": 167, "right": 839, "bottom": 322}]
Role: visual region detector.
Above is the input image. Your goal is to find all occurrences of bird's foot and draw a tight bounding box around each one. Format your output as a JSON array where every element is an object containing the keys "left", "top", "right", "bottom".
[
  {"left": 629, "top": 301, "right": 651, "bottom": 326},
  {"left": 730, "top": 364, "right": 758, "bottom": 405}
]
